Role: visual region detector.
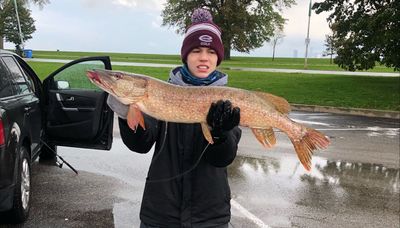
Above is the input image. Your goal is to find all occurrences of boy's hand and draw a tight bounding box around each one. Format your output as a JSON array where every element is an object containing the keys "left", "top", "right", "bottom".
[{"left": 206, "top": 100, "right": 240, "bottom": 138}]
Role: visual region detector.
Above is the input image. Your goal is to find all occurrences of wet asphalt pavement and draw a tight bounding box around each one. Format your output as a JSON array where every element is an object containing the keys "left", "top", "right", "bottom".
[{"left": 1, "top": 111, "right": 399, "bottom": 228}]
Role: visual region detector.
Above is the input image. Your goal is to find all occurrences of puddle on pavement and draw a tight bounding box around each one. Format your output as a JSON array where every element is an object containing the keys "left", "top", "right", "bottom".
[
  {"left": 366, "top": 127, "right": 399, "bottom": 138},
  {"left": 229, "top": 155, "right": 399, "bottom": 194},
  {"left": 229, "top": 155, "right": 399, "bottom": 227},
  {"left": 229, "top": 155, "right": 399, "bottom": 216}
]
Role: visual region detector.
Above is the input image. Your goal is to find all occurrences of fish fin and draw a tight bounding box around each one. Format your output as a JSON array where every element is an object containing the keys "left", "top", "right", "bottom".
[
  {"left": 254, "top": 91, "right": 291, "bottom": 114},
  {"left": 251, "top": 128, "right": 276, "bottom": 148},
  {"left": 127, "top": 105, "right": 146, "bottom": 131},
  {"left": 138, "top": 112, "right": 146, "bottom": 130},
  {"left": 290, "top": 128, "right": 330, "bottom": 171},
  {"left": 201, "top": 123, "right": 214, "bottom": 144}
]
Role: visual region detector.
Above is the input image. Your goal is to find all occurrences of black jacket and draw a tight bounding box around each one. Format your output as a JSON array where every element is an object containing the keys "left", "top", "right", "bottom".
[{"left": 119, "top": 114, "right": 241, "bottom": 228}]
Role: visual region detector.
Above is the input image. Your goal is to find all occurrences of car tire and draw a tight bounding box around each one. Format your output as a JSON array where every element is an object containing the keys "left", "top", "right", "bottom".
[
  {"left": 8, "top": 146, "right": 31, "bottom": 223},
  {"left": 39, "top": 142, "right": 57, "bottom": 160}
]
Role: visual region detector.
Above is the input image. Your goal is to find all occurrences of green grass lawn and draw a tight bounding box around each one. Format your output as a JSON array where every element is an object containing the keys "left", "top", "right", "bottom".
[
  {"left": 28, "top": 61, "right": 400, "bottom": 111},
  {"left": 28, "top": 50, "right": 397, "bottom": 73}
]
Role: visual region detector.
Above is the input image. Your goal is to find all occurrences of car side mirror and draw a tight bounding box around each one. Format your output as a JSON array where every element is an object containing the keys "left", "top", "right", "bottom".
[{"left": 56, "top": 81, "right": 70, "bottom": 90}]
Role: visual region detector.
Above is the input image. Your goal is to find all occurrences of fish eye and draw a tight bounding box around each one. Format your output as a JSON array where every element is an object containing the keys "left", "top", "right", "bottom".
[{"left": 114, "top": 73, "right": 123, "bottom": 79}]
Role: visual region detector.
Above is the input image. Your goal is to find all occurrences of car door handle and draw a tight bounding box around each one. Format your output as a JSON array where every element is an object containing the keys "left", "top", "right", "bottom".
[
  {"left": 56, "top": 93, "right": 74, "bottom": 102},
  {"left": 66, "top": 97, "right": 74, "bottom": 101}
]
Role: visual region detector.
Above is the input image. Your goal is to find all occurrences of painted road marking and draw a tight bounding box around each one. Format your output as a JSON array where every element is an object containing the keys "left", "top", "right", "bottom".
[
  {"left": 273, "top": 127, "right": 399, "bottom": 132},
  {"left": 231, "top": 199, "right": 271, "bottom": 228},
  {"left": 291, "top": 113, "right": 331, "bottom": 115},
  {"left": 292, "top": 119, "right": 332, "bottom": 126},
  {"left": 316, "top": 128, "right": 399, "bottom": 131}
]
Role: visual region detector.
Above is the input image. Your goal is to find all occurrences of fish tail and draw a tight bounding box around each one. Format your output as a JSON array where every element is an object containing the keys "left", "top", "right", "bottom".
[{"left": 290, "top": 128, "right": 330, "bottom": 171}]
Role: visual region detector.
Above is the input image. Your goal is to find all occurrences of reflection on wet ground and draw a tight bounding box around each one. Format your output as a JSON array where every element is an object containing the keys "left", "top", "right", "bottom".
[
  {"left": 229, "top": 155, "right": 400, "bottom": 227},
  {"left": 232, "top": 156, "right": 399, "bottom": 193}
]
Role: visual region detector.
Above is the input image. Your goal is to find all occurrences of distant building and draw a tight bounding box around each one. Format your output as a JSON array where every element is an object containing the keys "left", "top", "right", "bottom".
[{"left": 293, "top": 49, "right": 298, "bottom": 58}]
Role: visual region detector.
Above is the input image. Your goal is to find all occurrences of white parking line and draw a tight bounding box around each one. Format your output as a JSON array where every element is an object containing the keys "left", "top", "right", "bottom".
[
  {"left": 291, "top": 113, "right": 331, "bottom": 116},
  {"left": 231, "top": 199, "right": 271, "bottom": 228},
  {"left": 292, "top": 119, "right": 332, "bottom": 126},
  {"left": 316, "top": 128, "right": 399, "bottom": 131}
]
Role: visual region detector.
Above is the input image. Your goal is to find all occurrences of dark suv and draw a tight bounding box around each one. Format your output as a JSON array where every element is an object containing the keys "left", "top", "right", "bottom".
[{"left": 0, "top": 50, "right": 114, "bottom": 223}]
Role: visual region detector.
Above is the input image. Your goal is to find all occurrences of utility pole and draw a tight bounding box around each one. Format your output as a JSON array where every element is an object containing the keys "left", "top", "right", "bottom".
[
  {"left": 304, "top": 0, "right": 312, "bottom": 69},
  {"left": 13, "top": 0, "right": 25, "bottom": 51}
]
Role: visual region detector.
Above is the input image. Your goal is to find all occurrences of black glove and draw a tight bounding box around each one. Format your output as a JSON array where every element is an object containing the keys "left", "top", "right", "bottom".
[{"left": 206, "top": 100, "right": 240, "bottom": 141}]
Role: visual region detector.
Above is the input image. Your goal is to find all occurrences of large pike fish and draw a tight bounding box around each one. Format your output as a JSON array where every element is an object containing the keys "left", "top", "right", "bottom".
[{"left": 87, "top": 69, "right": 330, "bottom": 171}]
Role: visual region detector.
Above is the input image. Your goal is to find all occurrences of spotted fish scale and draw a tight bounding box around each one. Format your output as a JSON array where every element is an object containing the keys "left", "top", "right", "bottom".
[{"left": 87, "top": 69, "right": 330, "bottom": 171}]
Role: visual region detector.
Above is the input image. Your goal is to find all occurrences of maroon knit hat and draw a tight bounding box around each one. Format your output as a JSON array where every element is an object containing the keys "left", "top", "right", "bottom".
[{"left": 181, "top": 8, "right": 224, "bottom": 66}]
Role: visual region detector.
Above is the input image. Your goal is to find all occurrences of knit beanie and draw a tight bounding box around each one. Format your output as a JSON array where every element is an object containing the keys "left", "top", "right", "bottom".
[{"left": 181, "top": 8, "right": 224, "bottom": 66}]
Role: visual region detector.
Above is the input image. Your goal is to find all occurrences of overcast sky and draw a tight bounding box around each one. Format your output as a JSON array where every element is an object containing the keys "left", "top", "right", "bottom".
[{"left": 4, "top": 0, "right": 332, "bottom": 58}]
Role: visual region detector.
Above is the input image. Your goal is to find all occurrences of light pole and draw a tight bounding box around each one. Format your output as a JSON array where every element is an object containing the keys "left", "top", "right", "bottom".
[
  {"left": 13, "top": 0, "right": 24, "bottom": 51},
  {"left": 304, "top": 0, "right": 312, "bottom": 69}
]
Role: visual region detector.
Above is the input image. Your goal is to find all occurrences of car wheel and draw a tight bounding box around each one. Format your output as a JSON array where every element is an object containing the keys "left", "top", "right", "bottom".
[
  {"left": 39, "top": 142, "right": 57, "bottom": 160},
  {"left": 8, "top": 146, "right": 31, "bottom": 223}
]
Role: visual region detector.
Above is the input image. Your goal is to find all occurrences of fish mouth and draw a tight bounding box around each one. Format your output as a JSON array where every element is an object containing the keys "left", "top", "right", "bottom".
[
  {"left": 87, "top": 70, "right": 102, "bottom": 84},
  {"left": 87, "top": 69, "right": 127, "bottom": 98},
  {"left": 86, "top": 69, "right": 113, "bottom": 91}
]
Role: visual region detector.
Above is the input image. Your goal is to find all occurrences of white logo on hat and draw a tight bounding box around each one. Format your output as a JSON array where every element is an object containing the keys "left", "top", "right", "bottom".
[{"left": 199, "top": 35, "right": 213, "bottom": 43}]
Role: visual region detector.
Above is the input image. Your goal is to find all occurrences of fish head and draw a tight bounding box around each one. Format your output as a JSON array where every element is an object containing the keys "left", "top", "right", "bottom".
[{"left": 87, "top": 69, "right": 148, "bottom": 105}]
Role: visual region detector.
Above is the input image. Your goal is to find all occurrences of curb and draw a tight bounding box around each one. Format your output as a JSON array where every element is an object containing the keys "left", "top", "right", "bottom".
[{"left": 291, "top": 104, "right": 400, "bottom": 119}]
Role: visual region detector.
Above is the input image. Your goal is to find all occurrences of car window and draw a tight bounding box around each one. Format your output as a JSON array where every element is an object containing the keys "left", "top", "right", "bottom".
[
  {"left": 20, "top": 66, "right": 36, "bottom": 93},
  {"left": 2, "top": 56, "right": 31, "bottom": 95},
  {"left": 0, "top": 59, "right": 15, "bottom": 98},
  {"left": 53, "top": 61, "right": 105, "bottom": 91}
]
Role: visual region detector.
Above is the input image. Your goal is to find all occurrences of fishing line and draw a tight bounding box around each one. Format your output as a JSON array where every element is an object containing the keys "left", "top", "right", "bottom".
[
  {"left": 146, "top": 143, "right": 210, "bottom": 183},
  {"left": 147, "top": 121, "right": 169, "bottom": 164},
  {"left": 137, "top": 121, "right": 211, "bottom": 183}
]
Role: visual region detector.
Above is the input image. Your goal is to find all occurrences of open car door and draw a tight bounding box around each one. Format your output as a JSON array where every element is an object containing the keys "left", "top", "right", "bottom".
[{"left": 43, "top": 56, "right": 113, "bottom": 150}]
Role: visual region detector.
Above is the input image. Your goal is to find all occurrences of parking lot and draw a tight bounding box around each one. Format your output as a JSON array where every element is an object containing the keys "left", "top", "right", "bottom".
[{"left": 2, "top": 111, "right": 399, "bottom": 228}]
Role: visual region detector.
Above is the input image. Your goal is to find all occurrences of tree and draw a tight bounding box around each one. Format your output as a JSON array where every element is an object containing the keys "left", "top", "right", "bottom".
[
  {"left": 270, "top": 27, "right": 284, "bottom": 61},
  {"left": 161, "top": 0, "right": 295, "bottom": 60},
  {"left": 0, "top": 0, "right": 48, "bottom": 49},
  {"left": 322, "top": 34, "right": 336, "bottom": 64},
  {"left": 0, "top": 0, "right": 36, "bottom": 55},
  {"left": 313, "top": 0, "right": 400, "bottom": 71}
]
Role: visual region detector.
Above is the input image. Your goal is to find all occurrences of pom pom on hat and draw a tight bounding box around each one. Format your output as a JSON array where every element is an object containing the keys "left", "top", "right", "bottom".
[
  {"left": 191, "top": 8, "right": 213, "bottom": 23},
  {"left": 181, "top": 8, "right": 224, "bottom": 66}
]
